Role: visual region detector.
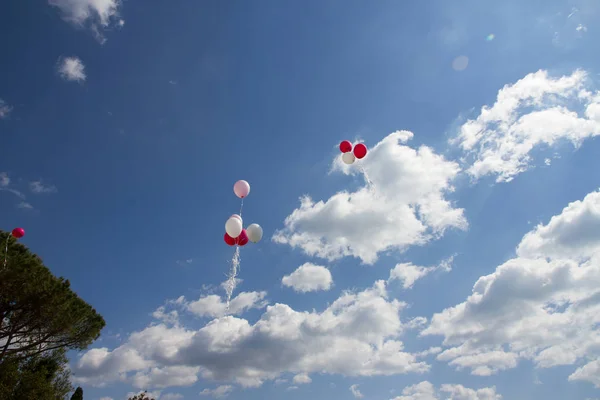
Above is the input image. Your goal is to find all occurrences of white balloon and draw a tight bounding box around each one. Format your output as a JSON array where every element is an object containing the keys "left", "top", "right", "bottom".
[
  {"left": 246, "top": 223, "right": 263, "bottom": 243},
  {"left": 225, "top": 217, "right": 243, "bottom": 238},
  {"left": 342, "top": 152, "right": 356, "bottom": 165}
]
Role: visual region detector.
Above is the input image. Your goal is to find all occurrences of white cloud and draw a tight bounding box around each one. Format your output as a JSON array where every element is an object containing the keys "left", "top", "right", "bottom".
[
  {"left": 569, "top": 359, "right": 600, "bottom": 387},
  {"left": 392, "top": 381, "right": 437, "bottom": 400},
  {"left": 200, "top": 385, "right": 233, "bottom": 398},
  {"left": 152, "top": 306, "right": 179, "bottom": 326},
  {"left": 422, "top": 189, "right": 600, "bottom": 386},
  {"left": 30, "top": 180, "right": 57, "bottom": 194},
  {"left": 282, "top": 263, "right": 333, "bottom": 292},
  {"left": 273, "top": 131, "right": 467, "bottom": 264},
  {"left": 57, "top": 56, "right": 86, "bottom": 82},
  {"left": 292, "top": 373, "right": 311, "bottom": 384},
  {"left": 350, "top": 383, "right": 364, "bottom": 398},
  {"left": 98, "top": 397, "right": 113, "bottom": 400},
  {"left": 0, "top": 99, "right": 12, "bottom": 119},
  {"left": 0, "top": 173, "right": 9, "bottom": 187},
  {"left": 186, "top": 291, "right": 268, "bottom": 318},
  {"left": 453, "top": 69, "right": 600, "bottom": 182},
  {"left": 132, "top": 366, "right": 200, "bottom": 389},
  {"left": 17, "top": 201, "right": 33, "bottom": 210},
  {"left": 389, "top": 256, "right": 454, "bottom": 289},
  {"left": 72, "top": 281, "right": 428, "bottom": 389},
  {"left": 391, "top": 381, "right": 502, "bottom": 400},
  {"left": 49, "top": 0, "right": 123, "bottom": 42},
  {"left": 0, "top": 174, "right": 33, "bottom": 209},
  {"left": 439, "top": 384, "right": 502, "bottom": 400}
]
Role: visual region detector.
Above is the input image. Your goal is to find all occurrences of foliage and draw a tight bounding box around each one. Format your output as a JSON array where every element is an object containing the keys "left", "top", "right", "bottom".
[
  {"left": 0, "top": 348, "right": 72, "bottom": 399},
  {"left": 70, "top": 386, "right": 84, "bottom": 400},
  {"left": 128, "top": 391, "right": 156, "bottom": 400},
  {"left": 0, "top": 230, "right": 106, "bottom": 363}
]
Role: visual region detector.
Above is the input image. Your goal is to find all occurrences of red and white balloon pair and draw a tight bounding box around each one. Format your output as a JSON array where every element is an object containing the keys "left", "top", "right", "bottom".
[
  {"left": 224, "top": 180, "right": 263, "bottom": 246},
  {"left": 339, "top": 140, "right": 368, "bottom": 164}
]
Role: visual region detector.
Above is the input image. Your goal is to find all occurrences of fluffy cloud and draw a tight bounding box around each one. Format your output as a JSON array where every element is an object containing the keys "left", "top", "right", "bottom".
[
  {"left": 282, "top": 263, "right": 333, "bottom": 292},
  {"left": 391, "top": 381, "right": 501, "bottom": 400},
  {"left": 57, "top": 56, "right": 86, "bottom": 82},
  {"left": 131, "top": 366, "right": 200, "bottom": 389},
  {"left": 0, "top": 99, "right": 12, "bottom": 119},
  {"left": 186, "top": 291, "right": 268, "bottom": 318},
  {"left": 72, "top": 281, "right": 428, "bottom": 389},
  {"left": 350, "top": 383, "right": 364, "bottom": 398},
  {"left": 30, "top": 180, "right": 57, "bottom": 194},
  {"left": 422, "top": 190, "right": 600, "bottom": 386},
  {"left": 454, "top": 69, "right": 600, "bottom": 182},
  {"left": 389, "top": 256, "right": 454, "bottom": 289},
  {"left": 273, "top": 131, "right": 467, "bottom": 264},
  {"left": 292, "top": 373, "right": 311, "bottom": 384},
  {"left": 200, "top": 385, "right": 233, "bottom": 398},
  {"left": 48, "top": 0, "right": 123, "bottom": 42},
  {"left": 0, "top": 172, "right": 9, "bottom": 187}
]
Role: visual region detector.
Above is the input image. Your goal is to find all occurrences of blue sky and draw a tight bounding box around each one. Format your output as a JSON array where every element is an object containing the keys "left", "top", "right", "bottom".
[{"left": 2, "top": 0, "right": 600, "bottom": 399}]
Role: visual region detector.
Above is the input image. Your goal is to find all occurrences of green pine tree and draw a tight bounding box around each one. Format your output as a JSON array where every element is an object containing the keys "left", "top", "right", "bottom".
[
  {"left": 71, "top": 386, "right": 84, "bottom": 400},
  {"left": 0, "top": 230, "right": 105, "bottom": 364}
]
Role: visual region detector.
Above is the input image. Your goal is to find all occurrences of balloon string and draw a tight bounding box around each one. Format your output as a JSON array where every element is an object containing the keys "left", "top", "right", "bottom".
[
  {"left": 224, "top": 246, "right": 241, "bottom": 313},
  {"left": 359, "top": 165, "right": 375, "bottom": 190},
  {"left": 3, "top": 232, "right": 9, "bottom": 268},
  {"left": 239, "top": 198, "right": 244, "bottom": 218}
]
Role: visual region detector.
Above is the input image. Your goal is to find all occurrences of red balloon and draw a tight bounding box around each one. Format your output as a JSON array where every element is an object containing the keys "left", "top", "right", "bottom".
[
  {"left": 236, "top": 229, "right": 249, "bottom": 246},
  {"left": 339, "top": 140, "right": 352, "bottom": 153},
  {"left": 224, "top": 232, "right": 236, "bottom": 246},
  {"left": 353, "top": 143, "right": 368, "bottom": 159},
  {"left": 11, "top": 227, "right": 25, "bottom": 239}
]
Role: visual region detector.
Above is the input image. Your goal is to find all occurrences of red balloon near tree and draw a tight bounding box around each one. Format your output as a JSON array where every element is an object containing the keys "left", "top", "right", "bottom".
[{"left": 11, "top": 228, "right": 25, "bottom": 239}]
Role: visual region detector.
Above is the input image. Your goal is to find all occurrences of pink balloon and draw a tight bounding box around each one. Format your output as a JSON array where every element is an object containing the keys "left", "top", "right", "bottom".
[
  {"left": 233, "top": 180, "right": 250, "bottom": 199},
  {"left": 236, "top": 229, "right": 249, "bottom": 246},
  {"left": 11, "top": 227, "right": 25, "bottom": 239},
  {"left": 230, "top": 214, "right": 242, "bottom": 221}
]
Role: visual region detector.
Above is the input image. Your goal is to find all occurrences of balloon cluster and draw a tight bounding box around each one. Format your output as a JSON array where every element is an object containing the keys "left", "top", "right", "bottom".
[
  {"left": 224, "top": 180, "right": 263, "bottom": 246},
  {"left": 340, "top": 140, "right": 368, "bottom": 164}
]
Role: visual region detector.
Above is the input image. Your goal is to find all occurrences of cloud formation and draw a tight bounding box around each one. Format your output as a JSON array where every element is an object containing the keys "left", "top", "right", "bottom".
[
  {"left": 0, "top": 99, "right": 12, "bottom": 119},
  {"left": 57, "top": 56, "right": 86, "bottom": 82},
  {"left": 72, "top": 281, "right": 428, "bottom": 389},
  {"left": 422, "top": 189, "right": 600, "bottom": 386},
  {"left": 350, "top": 383, "right": 364, "bottom": 398},
  {"left": 454, "top": 69, "right": 600, "bottom": 182},
  {"left": 30, "top": 180, "right": 58, "bottom": 194},
  {"left": 274, "top": 131, "right": 467, "bottom": 264},
  {"left": 48, "top": 0, "right": 123, "bottom": 42},
  {"left": 388, "top": 256, "right": 454, "bottom": 289},
  {"left": 199, "top": 385, "right": 233, "bottom": 398},
  {"left": 391, "top": 381, "right": 502, "bottom": 400},
  {"left": 282, "top": 263, "right": 333, "bottom": 293}
]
